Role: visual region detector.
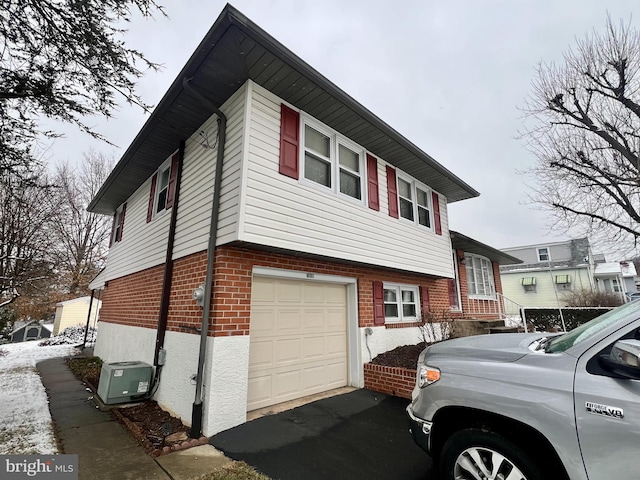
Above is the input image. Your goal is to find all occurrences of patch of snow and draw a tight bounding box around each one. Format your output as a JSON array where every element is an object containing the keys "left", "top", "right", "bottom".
[{"left": 0, "top": 341, "right": 78, "bottom": 454}]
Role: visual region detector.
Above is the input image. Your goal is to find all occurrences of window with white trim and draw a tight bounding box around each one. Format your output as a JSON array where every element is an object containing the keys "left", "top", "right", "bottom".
[
  {"left": 155, "top": 162, "right": 171, "bottom": 214},
  {"left": 396, "top": 173, "right": 433, "bottom": 230},
  {"left": 612, "top": 278, "right": 622, "bottom": 293},
  {"left": 466, "top": 254, "right": 496, "bottom": 298},
  {"left": 111, "top": 203, "right": 126, "bottom": 244},
  {"left": 384, "top": 283, "right": 419, "bottom": 323},
  {"left": 537, "top": 247, "right": 550, "bottom": 262},
  {"left": 302, "top": 118, "right": 365, "bottom": 202}
]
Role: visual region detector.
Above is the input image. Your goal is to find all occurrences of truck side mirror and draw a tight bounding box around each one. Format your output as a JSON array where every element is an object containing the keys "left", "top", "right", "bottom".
[{"left": 599, "top": 339, "right": 640, "bottom": 380}]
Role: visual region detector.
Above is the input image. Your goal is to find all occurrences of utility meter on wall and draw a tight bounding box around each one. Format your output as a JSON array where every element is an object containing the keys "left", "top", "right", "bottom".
[{"left": 192, "top": 284, "right": 205, "bottom": 307}]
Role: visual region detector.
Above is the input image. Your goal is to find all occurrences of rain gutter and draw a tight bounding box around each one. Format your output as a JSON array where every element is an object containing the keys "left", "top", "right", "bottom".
[{"left": 182, "top": 78, "right": 227, "bottom": 439}]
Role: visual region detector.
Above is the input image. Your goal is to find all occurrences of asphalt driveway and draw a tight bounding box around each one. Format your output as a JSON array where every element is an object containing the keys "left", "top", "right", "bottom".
[{"left": 209, "top": 389, "right": 434, "bottom": 480}]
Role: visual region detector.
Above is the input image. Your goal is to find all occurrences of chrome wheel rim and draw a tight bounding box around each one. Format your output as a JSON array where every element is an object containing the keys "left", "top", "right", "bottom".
[{"left": 454, "top": 446, "right": 526, "bottom": 480}]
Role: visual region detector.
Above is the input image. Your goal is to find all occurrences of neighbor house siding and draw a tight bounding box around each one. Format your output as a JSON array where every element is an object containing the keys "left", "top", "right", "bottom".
[
  {"left": 500, "top": 267, "right": 593, "bottom": 308},
  {"left": 239, "top": 82, "right": 454, "bottom": 278}
]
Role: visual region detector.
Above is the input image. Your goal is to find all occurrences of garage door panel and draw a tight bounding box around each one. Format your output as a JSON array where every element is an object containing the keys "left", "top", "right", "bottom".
[
  {"left": 303, "top": 309, "right": 325, "bottom": 332},
  {"left": 273, "top": 370, "right": 302, "bottom": 397},
  {"left": 277, "top": 281, "right": 303, "bottom": 302},
  {"left": 276, "top": 309, "right": 303, "bottom": 334},
  {"left": 303, "top": 282, "right": 325, "bottom": 302},
  {"left": 274, "top": 338, "right": 302, "bottom": 364},
  {"left": 302, "top": 336, "right": 325, "bottom": 360},
  {"left": 248, "top": 339, "right": 274, "bottom": 368},
  {"left": 325, "top": 284, "right": 347, "bottom": 303},
  {"left": 249, "top": 277, "right": 348, "bottom": 412},
  {"left": 250, "top": 310, "right": 275, "bottom": 337},
  {"left": 325, "top": 334, "right": 347, "bottom": 356},
  {"left": 247, "top": 375, "right": 272, "bottom": 405}
]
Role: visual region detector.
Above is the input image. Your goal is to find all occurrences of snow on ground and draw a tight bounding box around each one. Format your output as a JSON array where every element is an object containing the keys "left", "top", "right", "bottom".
[{"left": 0, "top": 340, "right": 79, "bottom": 454}]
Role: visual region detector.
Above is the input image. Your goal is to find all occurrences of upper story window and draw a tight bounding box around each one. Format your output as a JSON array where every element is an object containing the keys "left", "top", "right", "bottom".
[
  {"left": 384, "top": 283, "right": 419, "bottom": 323},
  {"left": 110, "top": 203, "right": 127, "bottom": 246},
  {"left": 147, "top": 153, "right": 179, "bottom": 223},
  {"left": 302, "top": 119, "right": 365, "bottom": 202},
  {"left": 537, "top": 247, "right": 550, "bottom": 262},
  {"left": 396, "top": 173, "right": 433, "bottom": 229},
  {"left": 466, "top": 254, "right": 495, "bottom": 299},
  {"left": 156, "top": 163, "right": 171, "bottom": 213}
]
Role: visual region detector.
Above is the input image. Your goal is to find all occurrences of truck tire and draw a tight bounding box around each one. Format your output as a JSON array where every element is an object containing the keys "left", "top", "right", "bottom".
[{"left": 439, "top": 428, "right": 546, "bottom": 480}]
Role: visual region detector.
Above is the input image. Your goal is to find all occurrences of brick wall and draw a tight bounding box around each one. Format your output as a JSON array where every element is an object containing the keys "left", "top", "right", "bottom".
[
  {"left": 363, "top": 363, "right": 416, "bottom": 399},
  {"left": 99, "top": 245, "right": 455, "bottom": 337}
]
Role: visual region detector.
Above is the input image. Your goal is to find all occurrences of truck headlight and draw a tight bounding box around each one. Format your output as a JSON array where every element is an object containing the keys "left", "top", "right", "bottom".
[{"left": 418, "top": 365, "right": 440, "bottom": 388}]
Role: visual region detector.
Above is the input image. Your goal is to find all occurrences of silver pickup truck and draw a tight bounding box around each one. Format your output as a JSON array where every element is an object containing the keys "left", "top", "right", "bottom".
[{"left": 407, "top": 301, "right": 640, "bottom": 480}]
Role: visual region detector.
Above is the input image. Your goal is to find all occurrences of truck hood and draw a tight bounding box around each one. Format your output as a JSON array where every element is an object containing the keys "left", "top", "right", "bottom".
[{"left": 423, "top": 332, "right": 548, "bottom": 364}]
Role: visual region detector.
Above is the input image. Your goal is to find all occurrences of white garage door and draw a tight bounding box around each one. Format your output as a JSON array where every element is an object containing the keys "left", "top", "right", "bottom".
[{"left": 247, "top": 276, "right": 348, "bottom": 411}]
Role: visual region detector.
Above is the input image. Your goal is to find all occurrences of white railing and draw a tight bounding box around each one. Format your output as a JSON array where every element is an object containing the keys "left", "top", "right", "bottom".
[{"left": 464, "top": 293, "right": 527, "bottom": 332}]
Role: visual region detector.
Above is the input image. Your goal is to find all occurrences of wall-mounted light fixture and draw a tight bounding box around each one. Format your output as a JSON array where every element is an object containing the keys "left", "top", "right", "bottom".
[{"left": 458, "top": 253, "right": 466, "bottom": 265}]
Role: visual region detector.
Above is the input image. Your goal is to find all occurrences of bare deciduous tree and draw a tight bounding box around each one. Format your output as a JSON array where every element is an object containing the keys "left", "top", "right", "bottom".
[
  {"left": 51, "top": 152, "right": 114, "bottom": 295},
  {"left": 0, "top": 165, "right": 58, "bottom": 309},
  {"left": 521, "top": 17, "right": 640, "bottom": 253}
]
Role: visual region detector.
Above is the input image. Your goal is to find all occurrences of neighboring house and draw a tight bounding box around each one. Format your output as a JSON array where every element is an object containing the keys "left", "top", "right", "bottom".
[
  {"left": 10, "top": 320, "right": 52, "bottom": 343},
  {"left": 53, "top": 296, "right": 102, "bottom": 335},
  {"left": 499, "top": 238, "right": 629, "bottom": 308},
  {"left": 593, "top": 262, "right": 626, "bottom": 302},
  {"left": 619, "top": 261, "right": 639, "bottom": 296},
  {"left": 87, "top": 6, "right": 514, "bottom": 436}
]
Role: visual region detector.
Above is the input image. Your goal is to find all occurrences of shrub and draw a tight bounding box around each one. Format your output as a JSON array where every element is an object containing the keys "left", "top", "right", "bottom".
[
  {"left": 524, "top": 307, "right": 612, "bottom": 332},
  {"left": 562, "top": 288, "right": 623, "bottom": 307}
]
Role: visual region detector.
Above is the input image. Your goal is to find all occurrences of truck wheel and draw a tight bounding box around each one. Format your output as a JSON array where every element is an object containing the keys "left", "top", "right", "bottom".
[{"left": 440, "top": 429, "right": 546, "bottom": 480}]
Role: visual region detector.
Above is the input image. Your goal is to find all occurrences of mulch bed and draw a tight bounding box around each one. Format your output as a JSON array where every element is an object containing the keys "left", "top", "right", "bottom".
[{"left": 369, "top": 342, "right": 426, "bottom": 370}]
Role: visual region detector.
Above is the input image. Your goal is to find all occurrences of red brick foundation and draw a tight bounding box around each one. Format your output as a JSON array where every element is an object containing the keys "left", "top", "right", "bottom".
[
  {"left": 99, "top": 245, "right": 454, "bottom": 337},
  {"left": 363, "top": 363, "right": 416, "bottom": 400}
]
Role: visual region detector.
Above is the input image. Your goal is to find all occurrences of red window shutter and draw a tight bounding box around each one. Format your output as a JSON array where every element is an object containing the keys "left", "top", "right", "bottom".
[
  {"left": 146, "top": 173, "right": 158, "bottom": 223},
  {"left": 419, "top": 286, "right": 430, "bottom": 318},
  {"left": 116, "top": 203, "right": 127, "bottom": 242},
  {"left": 279, "top": 104, "right": 300, "bottom": 179},
  {"left": 373, "top": 281, "right": 385, "bottom": 326},
  {"left": 366, "top": 154, "right": 379, "bottom": 211},
  {"left": 109, "top": 212, "right": 116, "bottom": 247},
  {"left": 432, "top": 191, "right": 442, "bottom": 235},
  {"left": 386, "top": 166, "right": 399, "bottom": 218},
  {"left": 165, "top": 153, "right": 180, "bottom": 209}
]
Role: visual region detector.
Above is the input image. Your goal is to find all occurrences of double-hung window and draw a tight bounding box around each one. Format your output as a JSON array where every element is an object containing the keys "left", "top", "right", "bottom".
[
  {"left": 537, "top": 247, "right": 550, "bottom": 262},
  {"left": 156, "top": 163, "right": 171, "bottom": 213},
  {"left": 466, "top": 254, "right": 496, "bottom": 299},
  {"left": 147, "top": 154, "right": 178, "bottom": 223},
  {"left": 384, "top": 283, "right": 419, "bottom": 323},
  {"left": 396, "top": 174, "right": 433, "bottom": 230},
  {"left": 302, "top": 119, "right": 365, "bottom": 202}
]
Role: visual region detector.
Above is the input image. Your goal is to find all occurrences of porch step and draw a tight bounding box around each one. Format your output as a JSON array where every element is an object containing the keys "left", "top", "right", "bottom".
[
  {"left": 453, "top": 319, "right": 505, "bottom": 337},
  {"left": 488, "top": 326, "right": 519, "bottom": 334}
]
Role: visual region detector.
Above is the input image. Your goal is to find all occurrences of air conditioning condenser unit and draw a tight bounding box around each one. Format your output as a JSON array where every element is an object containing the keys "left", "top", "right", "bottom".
[{"left": 97, "top": 361, "right": 153, "bottom": 404}]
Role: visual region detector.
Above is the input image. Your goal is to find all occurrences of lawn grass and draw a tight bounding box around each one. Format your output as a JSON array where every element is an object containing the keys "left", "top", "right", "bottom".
[{"left": 197, "top": 462, "right": 271, "bottom": 480}]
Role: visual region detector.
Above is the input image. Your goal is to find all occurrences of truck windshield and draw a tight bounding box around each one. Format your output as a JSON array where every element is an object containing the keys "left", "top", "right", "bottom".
[{"left": 546, "top": 301, "right": 640, "bottom": 353}]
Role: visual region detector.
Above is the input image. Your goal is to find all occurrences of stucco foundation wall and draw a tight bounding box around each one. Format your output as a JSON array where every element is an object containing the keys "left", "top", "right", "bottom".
[
  {"left": 94, "top": 322, "right": 156, "bottom": 365},
  {"left": 360, "top": 326, "right": 423, "bottom": 365},
  {"left": 202, "top": 335, "right": 250, "bottom": 436}
]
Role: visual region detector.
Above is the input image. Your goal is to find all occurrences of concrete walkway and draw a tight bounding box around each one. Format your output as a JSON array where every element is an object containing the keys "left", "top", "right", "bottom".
[{"left": 37, "top": 356, "right": 231, "bottom": 480}]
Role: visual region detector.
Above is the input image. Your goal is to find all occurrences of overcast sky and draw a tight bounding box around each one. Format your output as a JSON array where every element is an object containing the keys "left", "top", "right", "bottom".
[{"left": 44, "top": 0, "right": 638, "bottom": 256}]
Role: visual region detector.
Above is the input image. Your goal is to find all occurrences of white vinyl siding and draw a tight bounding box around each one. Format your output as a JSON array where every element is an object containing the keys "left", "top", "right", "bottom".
[
  {"left": 239, "top": 82, "right": 454, "bottom": 278},
  {"left": 173, "top": 83, "right": 247, "bottom": 257},
  {"left": 102, "top": 84, "right": 247, "bottom": 282}
]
